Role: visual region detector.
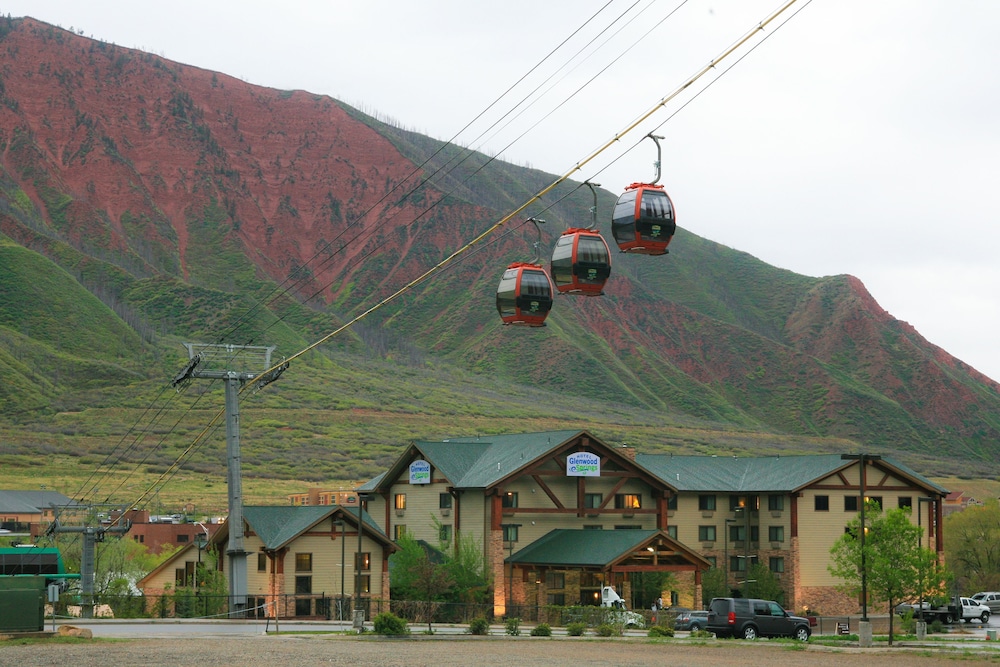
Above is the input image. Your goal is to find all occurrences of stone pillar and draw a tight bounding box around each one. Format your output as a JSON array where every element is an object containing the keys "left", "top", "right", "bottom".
[{"left": 859, "top": 620, "right": 873, "bottom": 647}]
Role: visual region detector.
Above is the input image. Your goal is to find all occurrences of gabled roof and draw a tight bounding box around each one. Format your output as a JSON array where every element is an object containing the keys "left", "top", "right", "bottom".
[
  {"left": 238, "top": 506, "right": 390, "bottom": 551},
  {"left": 509, "top": 529, "right": 661, "bottom": 567},
  {"left": 0, "top": 490, "right": 78, "bottom": 513},
  {"left": 359, "top": 430, "right": 594, "bottom": 492},
  {"left": 507, "top": 529, "right": 712, "bottom": 571},
  {"left": 635, "top": 453, "right": 948, "bottom": 495}
]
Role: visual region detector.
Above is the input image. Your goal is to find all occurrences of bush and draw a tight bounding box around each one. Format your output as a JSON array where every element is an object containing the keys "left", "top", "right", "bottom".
[
  {"left": 531, "top": 623, "right": 552, "bottom": 637},
  {"left": 567, "top": 621, "right": 587, "bottom": 636},
  {"left": 505, "top": 617, "right": 521, "bottom": 636},
  {"left": 929, "top": 618, "right": 945, "bottom": 634},
  {"left": 648, "top": 625, "right": 674, "bottom": 637},
  {"left": 469, "top": 616, "right": 490, "bottom": 635},
  {"left": 690, "top": 628, "right": 713, "bottom": 638},
  {"left": 595, "top": 623, "right": 619, "bottom": 637},
  {"left": 373, "top": 611, "right": 410, "bottom": 636}
]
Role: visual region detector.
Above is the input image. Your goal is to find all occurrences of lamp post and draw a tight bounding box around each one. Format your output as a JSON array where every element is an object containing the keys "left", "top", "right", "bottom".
[
  {"left": 333, "top": 518, "right": 346, "bottom": 621},
  {"left": 194, "top": 522, "right": 209, "bottom": 616},
  {"left": 916, "top": 496, "right": 934, "bottom": 622},
  {"left": 354, "top": 494, "right": 368, "bottom": 630},
  {"left": 842, "top": 454, "right": 881, "bottom": 622},
  {"left": 724, "top": 518, "right": 737, "bottom": 595}
]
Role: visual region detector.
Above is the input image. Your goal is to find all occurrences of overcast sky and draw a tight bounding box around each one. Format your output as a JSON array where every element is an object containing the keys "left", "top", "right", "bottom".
[{"left": 5, "top": 1, "right": 999, "bottom": 382}]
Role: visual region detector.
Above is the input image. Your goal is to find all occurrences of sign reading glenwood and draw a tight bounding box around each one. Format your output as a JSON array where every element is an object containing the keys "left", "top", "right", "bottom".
[
  {"left": 409, "top": 459, "right": 431, "bottom": 484},
  {"left": 566, "top": 451, "right": 600, "bottom": 477}
]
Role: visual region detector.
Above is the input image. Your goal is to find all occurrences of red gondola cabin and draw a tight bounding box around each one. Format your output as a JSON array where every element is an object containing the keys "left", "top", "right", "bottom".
[
  {"left": 611, "top": 183, "right": 676, "bottom": 255},
  {"left": 496, "top": 262, "right": 555, "bottom": 326},
  {"left": 550, "top": 229, "right": 612, "bottom": 296}
]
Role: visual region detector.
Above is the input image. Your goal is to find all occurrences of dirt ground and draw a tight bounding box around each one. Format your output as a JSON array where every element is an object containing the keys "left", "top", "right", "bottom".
[{"left": 4, "top": 635, "right": 1000, "bottom": 667}]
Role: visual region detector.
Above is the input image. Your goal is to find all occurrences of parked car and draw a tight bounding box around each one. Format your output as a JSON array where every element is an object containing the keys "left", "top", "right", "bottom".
[
  {"left": 972, "top": 592, "right": 1000, "bottom": 613},
  {"left": 896, "top": 597, "right": 990, "bottom": 624},
  {"left": 707, "top": 597, "right": 811, "bottom": 641},
  {"left": 674, "top": 610, "right": 709, "bottom": 631}
]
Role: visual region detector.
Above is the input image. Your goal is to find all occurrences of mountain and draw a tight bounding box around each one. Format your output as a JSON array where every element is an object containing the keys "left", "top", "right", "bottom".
[{"left": 0, "top": 17, "right": 998, "bottom": 487}]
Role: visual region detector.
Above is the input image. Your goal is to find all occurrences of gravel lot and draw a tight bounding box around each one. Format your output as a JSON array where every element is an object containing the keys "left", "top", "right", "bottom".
[{"left": 4, "top": 635, "right": 1000, "bottom": 667}]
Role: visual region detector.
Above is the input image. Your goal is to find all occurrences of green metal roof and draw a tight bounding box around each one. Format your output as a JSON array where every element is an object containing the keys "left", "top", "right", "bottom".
[
  {"left": 242, "top": 506, "right": 386, "bottom": 550},
  {"left": 359, "top": 430, "right": 586, "bottom": 491},
  {"left": 635, "top": 453, "right": 948, "bottom": 495},
  {"left": 507, "top": 529, "right": 660, "bottom": 567}
]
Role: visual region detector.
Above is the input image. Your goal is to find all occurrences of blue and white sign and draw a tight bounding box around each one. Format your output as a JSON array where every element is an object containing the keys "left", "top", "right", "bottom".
[
  {"left": 409, "top": 459, "right": 431, "bottom": 484},
  {"left": 567, "top": 451, "right": 601, "bottom": 477}
]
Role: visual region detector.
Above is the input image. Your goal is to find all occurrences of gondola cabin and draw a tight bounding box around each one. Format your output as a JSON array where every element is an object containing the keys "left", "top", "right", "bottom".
[
  {"left": 496, "top": 262, "right": 555, "bottom": 326},
  {"left": 550, "top": 229, "right": 612, "bottom": 296},
  {"left": 611, "top": 183, "right": 676, "bottom": 255}
]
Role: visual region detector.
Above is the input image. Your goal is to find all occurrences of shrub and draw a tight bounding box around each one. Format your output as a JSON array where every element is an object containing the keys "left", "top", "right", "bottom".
[
  {"left": 373, "top": 611, "right": 410, "bottom": 636},
  {"left": 929, "top": 618, "right": 945, "bottom": 634},
  {"left": 530, "top": 623, "right": 552, "bottom": 637},
  {"left": 648, "top": 625, "right": 674, "bottom": 637},
  {"left": 690, "top": 628, "right": 713, "bottom": 638},
  {"left": 469, "top": 616, "right": 490, "bottom": 635},
  {"left": 595, "top": 623, "right": 619, "bottom": 637},
  {"left": 505, "top": 617, "right": 521, "bottom": 636},
  {"left": 566, "top": 621, "right": 587, "bottom": 636}
]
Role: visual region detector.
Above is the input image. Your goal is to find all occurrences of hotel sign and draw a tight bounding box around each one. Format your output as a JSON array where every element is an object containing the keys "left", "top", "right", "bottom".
[
  {"left": 567, "top": 451, "right": 600, "bottom": 477},
  {"left": 409, "top": 459, "right": 431, "bottom": 484}
]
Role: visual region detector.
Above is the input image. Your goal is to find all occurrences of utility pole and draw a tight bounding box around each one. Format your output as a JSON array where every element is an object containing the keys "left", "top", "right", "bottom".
[
  {"left": 173, "top": 343, "right": 287, "bottom": 617},
  {"left": 48, "top": 505, "right": 130, "bottom": 619}
]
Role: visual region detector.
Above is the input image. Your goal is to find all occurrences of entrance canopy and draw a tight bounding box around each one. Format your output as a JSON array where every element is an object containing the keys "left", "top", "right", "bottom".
[{"left": 506, "top": 529, "right": 710, "bottom": 574}]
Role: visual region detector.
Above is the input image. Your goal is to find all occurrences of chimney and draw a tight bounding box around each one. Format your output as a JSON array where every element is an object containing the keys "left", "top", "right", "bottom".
[{"left": 620, "top": 445, "right": 636, "bottom": 461}]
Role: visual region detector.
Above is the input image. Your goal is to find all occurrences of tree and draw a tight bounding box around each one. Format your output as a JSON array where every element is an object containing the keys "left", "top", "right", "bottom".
[
  {"left": 945, "top": 498, "right": 1000, "bottom": 593},
  {"left": 829, "top": 503, "right": 942, "bottom": 645},
  {"left": 745, "top": 562, "right": 784, "bottom": 604},
  {"left": 701, "top": 567, "right": 727, "bottom": 607}
]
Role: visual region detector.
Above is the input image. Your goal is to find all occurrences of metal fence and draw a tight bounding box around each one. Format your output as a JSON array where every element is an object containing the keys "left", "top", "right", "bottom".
[{"left": 68, "top": 594, "right": 668, "bottom": 626}]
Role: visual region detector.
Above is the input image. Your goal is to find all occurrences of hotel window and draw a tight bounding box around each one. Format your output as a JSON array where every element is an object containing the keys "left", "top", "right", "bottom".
[
  {"left": 439, "top": 524, "right": 452, "bottom": 543},
  {"left": 584, "top": 493, "right": 603, "bottom": 509},
  {"left": 358, "top": 575, "right": 371, "bottom": 594},
  {"left": 705, "top": 556, "right": 717, "bottom": 567},
  {"left": 502, "top": 492, "right": 519, "bottom": 508},
  {"left": 667, "top": 525, "right": 678, "bottom": 540},
  {"left": 258, "top": 553, "right": 267, "bottom": 573},
  {"left": 698, "top": 495, "right": 716, "bottom": 511},
  {"left": 439, "top": 493, "right": 453, "bottom": 509},
  {"left": 698, "top": 525, "right": 716, "bottom": 542},
  {"left": 770, "top": 557, "right": 785, "bottom": 573},
  {"left": 394, "top": 525, "right": 407, "bottom": 540},
  {"left": 503, "top": 524, "right": 519, "bottom": 542},
  {"left": 729, "top": 525, "right": 745, "bottom": 542},
  {"left": 844, "top": 496, "right": 859, "bottom": 512},
  {"left": 394, "top": 494, "right": 406, "bottom": 510},
  {"left": 667, "top": 495, "right": 678, "bottom": 510},
  {"left": 614, "top": 493, "right": 641, "bottom": 510},
  {"left": 547, "top": 593, "right": 566, "bottom": 606},
  {"left": 583, "top": 525, "right": 603, "bottom": 530},
  {"left": 815, "top": 495, "right": 829, "bottom": 511},
  {"left": 355, "top": 552, "right": 371, "bottom": 571},
  {"left": 769, "top": 526, "right": 784, "bottom": 542},
  {"left": 545, "top": 572, "right": 565, "bottom": 589},
  {"left": 295, "top": 576, "right": 312, "bottom": 595},
  {"left": 729, "top": 495, "right": 747, "bottom": 511},
  {"left": 898, "top": 496, "right": 913, "bottom": 511},
  {"left": 177, "top": 534, "right": 189, "bottom": 543},
  {"left": 295, "top": 553, "right": 312, "bottom": 572},
  {"left": 868, "top": 496, "right": 883, "bottom": 510},
  {"left": 768, "top": 495, "right": 784, "bottom": 511}
]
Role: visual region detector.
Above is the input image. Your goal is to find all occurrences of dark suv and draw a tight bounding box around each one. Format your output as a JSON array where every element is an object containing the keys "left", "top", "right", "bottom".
[{"left": 707, "top": 597, "right": 811, "bottom": 641}]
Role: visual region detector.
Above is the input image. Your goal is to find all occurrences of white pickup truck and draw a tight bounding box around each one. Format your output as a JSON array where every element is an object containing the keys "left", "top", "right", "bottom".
[
  {"left": 600, "top": 586, "right": 646, "bottom": 627},
  {"left": 896, "top": 596, "right": 990, "bottom": 624}
]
